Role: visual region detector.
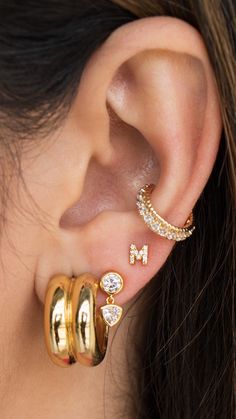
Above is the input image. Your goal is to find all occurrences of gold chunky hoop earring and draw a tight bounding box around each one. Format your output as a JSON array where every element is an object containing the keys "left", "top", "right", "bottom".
[
  {"left": 44, "top": 273, "right": 109, "bottom": 368},
  {"left": 137, "top": 184, "right": 195, "bottom": 241}
]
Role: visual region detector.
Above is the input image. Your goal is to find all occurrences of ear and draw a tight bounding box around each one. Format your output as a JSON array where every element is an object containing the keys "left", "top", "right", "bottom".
[{"left": 35, "top": 17, "right": 221, "bottom": 306}]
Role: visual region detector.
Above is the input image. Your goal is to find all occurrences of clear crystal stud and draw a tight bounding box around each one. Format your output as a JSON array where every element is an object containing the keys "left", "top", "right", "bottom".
[{"left": 100, "top": 272, "right": 123, "bottom": 295}]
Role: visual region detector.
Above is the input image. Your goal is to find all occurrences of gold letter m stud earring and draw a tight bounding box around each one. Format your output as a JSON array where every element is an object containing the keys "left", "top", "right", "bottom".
[{"left": 129, "top": 244, "right": 148, "bottom": 265}]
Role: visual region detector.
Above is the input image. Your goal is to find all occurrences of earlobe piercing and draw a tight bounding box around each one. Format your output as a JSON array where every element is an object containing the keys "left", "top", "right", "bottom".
[
  {"left": 129, "top": 244, "right": 148, "bottom": 265},
  {"left": 100, "top": 272, "right": 123, "bottom": 327},
  {"left": 136, "top": 183, "right": 195, "bottom": 241}
]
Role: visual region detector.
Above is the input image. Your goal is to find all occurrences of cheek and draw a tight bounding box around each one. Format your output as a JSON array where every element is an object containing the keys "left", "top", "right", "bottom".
[
  {"left": 0, "top": 206, "right": 45, "bottom": 390},
  {"left": 0, "top": 151, "right": 57, "bottom": 364},
  {"left": 0, "top": 198, "right": 45, "bottom": 301}
]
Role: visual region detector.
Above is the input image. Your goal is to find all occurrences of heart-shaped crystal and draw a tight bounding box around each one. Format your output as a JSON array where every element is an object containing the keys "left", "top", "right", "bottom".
[
  {"left": 101, "top": 304, "right": 123, "bottom": 327},
  {"left": 100, "top": 272, "right": 123, "bottom": 295}
]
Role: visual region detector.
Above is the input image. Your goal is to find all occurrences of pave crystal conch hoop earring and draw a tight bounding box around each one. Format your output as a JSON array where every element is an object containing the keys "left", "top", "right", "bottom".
[
  {"left": 137, "top": 184, "right": 195, "bottom": 241},
  {"left": 44, "top": 273, "right": 109, "bottom": 368}
]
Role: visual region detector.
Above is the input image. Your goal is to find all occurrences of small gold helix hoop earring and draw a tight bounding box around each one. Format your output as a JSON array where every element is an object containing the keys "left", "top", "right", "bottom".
[
  {"left": 100, "top": 272, "right": 124, "bottom": 327},
  {"left": 44, "top": 273, "right": 109, "bottom": 368},
  {"left": 137, "top": 184, "right": 195, "bottom": 241},
  {"left": 129, "top": 244, "right": 148, "bottom": 265}
]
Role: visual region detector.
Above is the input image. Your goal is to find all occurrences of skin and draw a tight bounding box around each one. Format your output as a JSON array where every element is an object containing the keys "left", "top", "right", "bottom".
[{"left": 0, "top": 17, "right": 221, "bottom": 418}]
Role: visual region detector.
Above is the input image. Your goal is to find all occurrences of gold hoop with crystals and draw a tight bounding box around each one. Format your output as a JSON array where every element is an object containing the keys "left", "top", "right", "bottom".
[{"left": 136, "top": 184, "right": 195, "bottom": 241}]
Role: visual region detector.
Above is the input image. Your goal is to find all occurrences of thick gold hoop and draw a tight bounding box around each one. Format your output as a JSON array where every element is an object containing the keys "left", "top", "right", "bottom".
[
  {"left": 137, "top": 184, "right": 195, "bottom": 241},
  {"left": 44, "top": 273, "right": 109, "bottom": 367}
]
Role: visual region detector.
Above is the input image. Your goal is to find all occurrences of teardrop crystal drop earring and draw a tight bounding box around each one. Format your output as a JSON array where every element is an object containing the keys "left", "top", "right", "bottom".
[{"left": 99, "top": 272, "right": 124, "bottom": 327}]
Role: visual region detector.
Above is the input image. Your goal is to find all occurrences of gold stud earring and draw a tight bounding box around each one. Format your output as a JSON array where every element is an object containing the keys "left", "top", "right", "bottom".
[
  {"left": 129, "top": 243, "right": 148, "bottom": 265},
  {"left": 137, "top": 183, "right": 195, "bottom": 241},
  {"left": 100, "top": 272, "right": 123, "bottom": 327},
  {"left": 44, "top": 273, "right": 109, "bottom": 368}
]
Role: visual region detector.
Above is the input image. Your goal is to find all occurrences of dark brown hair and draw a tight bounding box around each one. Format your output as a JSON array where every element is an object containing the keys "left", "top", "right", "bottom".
[{"left": 0, "top": 1, "right": 235, "bottom": 417}]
